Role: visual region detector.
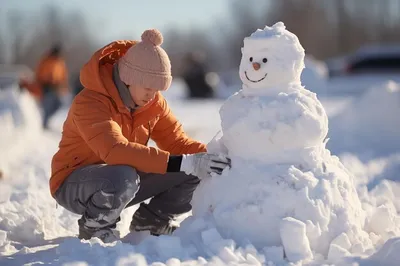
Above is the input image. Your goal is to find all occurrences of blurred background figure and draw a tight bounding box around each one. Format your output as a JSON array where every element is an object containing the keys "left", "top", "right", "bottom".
[
  {"left": 182, "top": 51, "right": 215, "bottom": 99},
  {"left": 35, "top": 44, "right": 69, "bottom": 129},
  {"left": 19, "top": 43, "right": 69, "bottom": 129}
]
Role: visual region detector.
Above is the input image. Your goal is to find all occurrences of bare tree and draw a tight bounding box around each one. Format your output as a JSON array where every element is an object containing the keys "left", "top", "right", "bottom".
[
  {"left": 0, "top": 32, "right": 5, "bottom": 64},
  {"left": 163, "top": 26, "right": 219, "bottom": 76},
  {"left": 2, "top": 0, "right": 400, "bottom": 79},
  {"left": 222, "top": 0, "right": 267, "bottom": 70},
  {"left": 225, "top": 0, "right": 400, "bottom": 63},
  {"left": 264, "top": 0, "right": 333, "bottom": 58},
  {"left": 4, "top": 5, "right": 97, "bottom": 88},
  {"left": 7, "top": 10, "right": 26, "bottom": 64}
]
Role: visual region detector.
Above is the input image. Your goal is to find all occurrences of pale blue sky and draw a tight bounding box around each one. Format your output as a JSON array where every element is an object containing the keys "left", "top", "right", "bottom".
[{"left": 1, "top": 0, "right": 232, "bottom": 43}]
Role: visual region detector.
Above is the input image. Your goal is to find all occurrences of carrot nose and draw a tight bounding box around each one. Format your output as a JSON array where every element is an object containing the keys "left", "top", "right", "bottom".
[{"left": 252, "top": 62, "right": 261, "bottom": 71}]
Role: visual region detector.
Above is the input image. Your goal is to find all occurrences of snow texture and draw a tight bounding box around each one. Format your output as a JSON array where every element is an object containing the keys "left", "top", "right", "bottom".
[
  {"left": 1, "top": 22, "right": 400, "bottom": 266},
  {"left": 192, "top": 22, "right": 380, "bottom": 263},
  {"left": 329, "top": 80, "right": 400, "bottom": 159}
]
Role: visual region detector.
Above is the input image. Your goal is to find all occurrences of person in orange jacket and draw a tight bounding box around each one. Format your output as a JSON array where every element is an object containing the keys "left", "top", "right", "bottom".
[
  {"left": 50, "top": 29, "right": 231, "bottom": 242},
  {"left": 35, "top": 44, "right": 69, "bottom": 128}
]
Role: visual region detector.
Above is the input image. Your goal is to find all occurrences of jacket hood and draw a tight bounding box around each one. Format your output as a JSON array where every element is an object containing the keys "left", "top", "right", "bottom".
[
  {"left": 79, "top": 41, "right": 137, "bottom": 110},
  {"left": 80, "top": 40, "right": 162, "bottom": 114}
]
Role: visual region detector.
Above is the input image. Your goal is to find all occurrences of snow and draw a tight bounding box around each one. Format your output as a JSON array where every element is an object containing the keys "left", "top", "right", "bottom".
[
  {"left": 1, "top": 22, "right": 400, "bottom": 266},
  {"left": 217, "top": 87, "right": 328, "bottom": 164},
  {"left": 301, "top": 56, "right": 328, "bottom": 95},
  {"left": 0, "top": 87, "right": 42, "bottom": 178},
  {"left": 328, "top": 80, "right": 400, "bottom": 159},
  {"left": 280, "top": 217, "right": 313, "bottom": 262},
  {"left": 192, "top": 22, "right": 373, "bottom": 263}
]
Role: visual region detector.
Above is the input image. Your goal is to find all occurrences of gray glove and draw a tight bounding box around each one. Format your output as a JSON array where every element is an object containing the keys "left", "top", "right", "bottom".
[{"left": 180, "top": 152, "right": 231, "bottom": 179}]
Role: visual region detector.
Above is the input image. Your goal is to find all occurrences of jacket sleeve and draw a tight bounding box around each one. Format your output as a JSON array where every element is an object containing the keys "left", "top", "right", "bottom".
[
  {"left": 151, "top": 98, "right": 207, "bottom": 155},
  {"left": 72, "top": 93, "right": 169, "bottom": 173}
]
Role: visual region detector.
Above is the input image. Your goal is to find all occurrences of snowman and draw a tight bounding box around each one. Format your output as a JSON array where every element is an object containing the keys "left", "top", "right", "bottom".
[{"left": 189, "top": 22, "right": 372, "bottom": 263}]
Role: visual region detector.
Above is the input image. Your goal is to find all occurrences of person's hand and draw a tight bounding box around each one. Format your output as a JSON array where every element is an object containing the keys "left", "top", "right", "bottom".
[{"left": 180, "top": 152, "right": 231, "bottom": 179}]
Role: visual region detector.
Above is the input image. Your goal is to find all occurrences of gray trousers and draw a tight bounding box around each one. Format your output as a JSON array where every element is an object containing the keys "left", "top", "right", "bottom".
[
  {"left": 54, "top": 164, "right": 200, "bottom": 229},
  {"left": 42, "top": 89, "right": 61, "bottom": 129}
]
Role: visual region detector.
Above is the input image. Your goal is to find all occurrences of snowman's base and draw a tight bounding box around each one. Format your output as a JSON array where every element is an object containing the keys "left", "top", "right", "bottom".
[{"left": 191, "top": 156, "right": 372, "bottom": 260}]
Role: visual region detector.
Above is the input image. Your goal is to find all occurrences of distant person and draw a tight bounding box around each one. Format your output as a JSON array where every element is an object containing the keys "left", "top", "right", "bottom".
[
  {"left": 182, "top": 52, "right": 215, "bottom": 99},
  {"left": 49, "top": 29, "right": 231, "bottom": 243},
  {"left": 35, "top": 44, "right": 69, "bottom": 129}
]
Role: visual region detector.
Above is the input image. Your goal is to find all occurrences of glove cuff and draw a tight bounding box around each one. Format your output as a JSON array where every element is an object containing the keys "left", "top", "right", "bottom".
[
  {"left": 180, "top": 154, "right": 194, "bottom": 175},
  {"left": 167, "top": 155, "right": 183, "bottom": 172}
]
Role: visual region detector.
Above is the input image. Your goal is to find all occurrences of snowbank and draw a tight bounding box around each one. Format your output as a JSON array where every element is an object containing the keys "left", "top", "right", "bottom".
[
  {"left": 0, "top": 87, "right": 42, "bottom": 178},
  {"left": 1, "top": 69, "right": 400, "bottom": 265},
  {"left": 341, "top": 153, "right": 400, "bottom": 235},
  {"left": 328, "top": 80, "right": 400, "bottom": 159},
  {"left": 0, "top": 87, "right": 66, "bottom": 252}
]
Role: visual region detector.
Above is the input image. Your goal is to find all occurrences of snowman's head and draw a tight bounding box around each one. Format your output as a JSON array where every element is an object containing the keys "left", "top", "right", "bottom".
[{"left": 239, "top": 22, "right": 305, "bottom": 93}]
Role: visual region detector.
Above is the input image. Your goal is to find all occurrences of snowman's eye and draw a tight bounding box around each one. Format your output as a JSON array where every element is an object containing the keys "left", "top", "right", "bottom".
[
  {"left": 263, "top": 58, "right": 268, "bottom": 63},
  {"left": 249, "top": 57, "right": 253, "bottom": 62}
]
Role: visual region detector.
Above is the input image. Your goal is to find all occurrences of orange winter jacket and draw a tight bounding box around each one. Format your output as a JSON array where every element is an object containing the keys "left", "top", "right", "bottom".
[{"left": 49, "top": 40, "right": 206, "bottom": 196}]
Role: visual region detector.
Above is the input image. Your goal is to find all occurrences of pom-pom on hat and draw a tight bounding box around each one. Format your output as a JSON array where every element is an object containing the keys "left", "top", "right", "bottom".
[{"left": 118, "top": 29, "right": 172, "bottom": 91}]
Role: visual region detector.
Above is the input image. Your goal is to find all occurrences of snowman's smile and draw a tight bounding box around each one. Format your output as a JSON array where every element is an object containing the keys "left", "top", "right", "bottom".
[{"left": 245, "top": 71, "right": 268, "bottom": 83}]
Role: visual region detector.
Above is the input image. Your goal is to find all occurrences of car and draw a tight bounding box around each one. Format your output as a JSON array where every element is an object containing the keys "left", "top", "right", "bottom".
[
  {"left": 325, "top": 45, "right": 400, "bottom": 96},
  {"left": 345, "top": 45, "right": 400, "bottom": 74}
]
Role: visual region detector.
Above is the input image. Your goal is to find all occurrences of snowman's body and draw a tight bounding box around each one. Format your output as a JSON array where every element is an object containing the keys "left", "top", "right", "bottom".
[
  {"left": 219, "top": 86, "right": 327, "bottom": 166},
  {"left": 191, "top": 22, "right": 371, "bottom": 261}
]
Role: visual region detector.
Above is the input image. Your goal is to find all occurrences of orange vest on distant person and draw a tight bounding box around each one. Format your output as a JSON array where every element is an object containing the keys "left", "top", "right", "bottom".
[
  {"left": 35, "top": 55, "right": 68, "bottom": 91},
  {"left": 21, "top": 54, "right": 68, "bottom": 99}
]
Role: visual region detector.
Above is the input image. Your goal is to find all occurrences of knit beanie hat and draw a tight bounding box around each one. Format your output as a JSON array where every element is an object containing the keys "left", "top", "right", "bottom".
[{"left": 118, "top": 29, "right": 172, "bottom": 91}]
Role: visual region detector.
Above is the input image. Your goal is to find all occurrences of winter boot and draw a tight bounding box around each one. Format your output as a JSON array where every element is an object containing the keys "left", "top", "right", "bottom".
[
  {"left": 78, "top": 216, "right": 119, "bottom": 243},
  {"left": 129, "top": 205, "right": 177, "bottom": 236}
]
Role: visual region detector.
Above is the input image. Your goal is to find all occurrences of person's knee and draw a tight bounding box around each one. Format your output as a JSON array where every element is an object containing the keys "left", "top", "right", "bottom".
[
  {"left": 107, "top": 165, "right": 139, "bottom": 193},
  {"left": 94, "top": 165, "right": 139, "bottom": 208}
]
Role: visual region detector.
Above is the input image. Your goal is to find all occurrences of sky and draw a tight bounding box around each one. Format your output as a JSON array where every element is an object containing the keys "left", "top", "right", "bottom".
[{"left": 0, "top": 0, "right": 232, "bottom": 43}]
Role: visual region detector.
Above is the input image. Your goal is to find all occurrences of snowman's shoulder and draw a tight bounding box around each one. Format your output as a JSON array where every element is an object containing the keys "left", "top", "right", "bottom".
[
  {"left": 228, "top": 90, "right": 245, "bottom": 100},
  {"left": 287, "top": 87, "right": 319, "bottom": 100},
  {"left": 220, "top": 90, "right": 254, "bottom": 118},
  {"left": 264, "top": 89, "right": 327, "bottom": 122},
  {"left": 221, "top": 90, "right": 245, "bottom": 107},
  {"left": 285, "top": 89, "right": 324, "bottom": 108}
]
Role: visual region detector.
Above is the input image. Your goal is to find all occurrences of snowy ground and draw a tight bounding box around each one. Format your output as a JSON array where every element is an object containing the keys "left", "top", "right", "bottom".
[{"left": 1, "top": 76, "right": 400, "bottom": 265}]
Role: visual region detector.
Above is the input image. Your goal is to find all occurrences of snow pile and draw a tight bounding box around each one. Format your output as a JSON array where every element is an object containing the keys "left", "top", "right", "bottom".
[
  {"left": 357, "top": 237, "right": 400, "bottom": 266},
  {"left": 2, "top": 23, "right": 400, "bottom": 266},
  {"left": 328, "top": 80, "right": 400, "bottom": 158},
  {"left": 339, "top": 153, "right": 400, "bottom": 249},
  {"left": 0, "top": 87, "right": 42, "bottom": 179},
  {"left": 190, "top": 22, "right": 382, "bottom": 264},
  {"left": 0, "top": 87, "right": 69, "bottom": 254}
]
